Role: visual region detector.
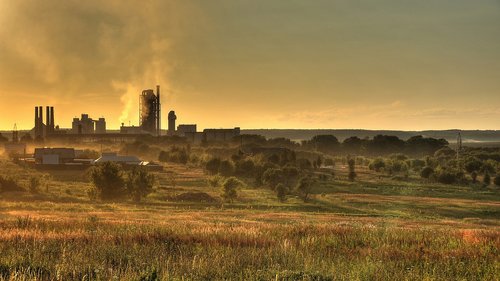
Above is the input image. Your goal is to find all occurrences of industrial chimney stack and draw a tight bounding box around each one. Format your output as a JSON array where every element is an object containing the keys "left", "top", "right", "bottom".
[{"left": 157, "top": 85, "right": 161, "bottom": 137}]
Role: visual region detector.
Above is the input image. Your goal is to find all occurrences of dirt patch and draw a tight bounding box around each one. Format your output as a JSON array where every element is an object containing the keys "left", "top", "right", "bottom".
[{"left": 175, "top": 192, "right": 218, "bottom": 203}]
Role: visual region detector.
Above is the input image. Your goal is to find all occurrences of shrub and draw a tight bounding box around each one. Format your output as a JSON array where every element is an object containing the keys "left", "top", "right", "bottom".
[
  {"left": 420, "top": 166, "right": 434, "bottom": 179},
  {"left": 464, "top": 157, "right": 483, "bottom": 174},
  {"left": 276, "top": 183, "right": 287, "bottom": 202},
  {"left": 348, "top": 158, "right": 356, "bottom": 181},
  {"left": 494, "top": 175, "right": 500, "bottom": 187},
  {"left": 296, "top": 176, "right": 314, "bottom": 202},
  {"left": 207, "top": 174, "right": 223, "bottom": 187},
  {"left": 205, "top": 157, "right": 221, "bottom": 175},
  {"left": 436, "top": 169, "right": 457, "bottom": 184},
  {"left": 235, "top": 159, "right": 255, "bottom": 176},
  {"left": 483, "top": 173, "right": 491, "bottom": 186},
  {"left": 28, "top": 176, "right": 41, "bottom": 194},
  {"left": 221, "top": 177, "right": 243, "bottom": 202},
  {"left": 89, "top": 162, "right": 126, "bottom": 200},
  {"left": 368, "top": 158, "right": 385, "bottom": 172},
  {"left": 471, "top": 171, "right": 478, "bottom": 183},
  {"left": 262, "top": 168, "right": 283, "bottom": 190},
  {"left": 218, "top": 160, "right": 234, "bottom": 177},
  {"left": 158, "top": 146, "right": 189, "bottom": 164},
  {"left": 126, "top": 168, "right": 155, "bottom": 202}
]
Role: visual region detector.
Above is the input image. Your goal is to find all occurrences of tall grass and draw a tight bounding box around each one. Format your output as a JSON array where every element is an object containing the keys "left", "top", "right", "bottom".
[{"left": 0, "top": 217, "right": 498, "bottom": 280}]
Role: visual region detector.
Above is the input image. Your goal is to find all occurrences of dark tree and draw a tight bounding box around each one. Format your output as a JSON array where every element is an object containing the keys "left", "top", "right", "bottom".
[
  {"left": 494, "top": 175, "right": 500, "bottom": 187},
  {"left": 305, "top": 135, "right": 340, "bottom": 153},
  {"left": 342, "top": 136, "right": 365, "bottom": 154},
  {"left": 275, "top": 183, "right": 287, "bottom": 202},
  {"left": 221, "top": 177, "right": 243, "bottom": 202},
  {"left": 420, "top": 166, "right": 434, "bottom": 179},
  {"left": 218, "top": 160, "right": 234, "bottom": 177},
  {"left": 296, "top": 176, "right": 314, "bottom": 202},
  {"left": 205, "top": 157, "right": 221, "bottom": 175},
  {"left": 126, "top": 168, "right": 155, "bottom": 202},
  {"left": 348, "top": 158, "right": 356, "bottom": 181},
  {"left": 90, "top": 162, "right": 126, "bottom": 200},
  {"left": 262, "top": 168, "right": 284, "bottom": 190},
  {"left": 483, "top": 173, "right": 491, "bottom": 186}
]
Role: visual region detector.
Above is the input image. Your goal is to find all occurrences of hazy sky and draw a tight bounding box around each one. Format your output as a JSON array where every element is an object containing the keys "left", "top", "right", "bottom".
[{"left": 0, "top": 0, "right": 499, "bottom": 130}]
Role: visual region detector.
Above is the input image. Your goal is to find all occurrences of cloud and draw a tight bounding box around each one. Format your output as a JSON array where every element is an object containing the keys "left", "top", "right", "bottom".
[{"left": 0, "top": 0, "right": 202, "bottom": 124}]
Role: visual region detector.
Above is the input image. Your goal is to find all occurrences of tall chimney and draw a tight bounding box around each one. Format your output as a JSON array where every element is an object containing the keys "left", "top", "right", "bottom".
[
  {"left": 156, "top": 85, "right": 161, "bottom": 136},
  {"left": 46, "top": 106, "right": 50, "bottom": 127},
  {"left": 39, "top": 106, "right": 43, "bottom": 137},
  {"left": 51, "top": 106, "right": 55, "bottom": 131},
  {"left": 35, "top": 106, "right": 39, "bottom": 136}
]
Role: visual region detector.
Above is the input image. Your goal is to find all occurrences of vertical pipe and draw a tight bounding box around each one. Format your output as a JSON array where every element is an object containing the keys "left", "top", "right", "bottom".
[
  {"left": 35, "top": 106, "right": 39, "bottom": 136},
  {"left": 39, "top": 106, "right": 43, "bottom": 137},
  {"left": 51, "top": 106, "right": 55, "bottom": 131},
  {"left": 46, "top": 106, "right": 50, "bottom": 128},
  {"left": 157, "top": 85, "right": 161, "bottom": 136}
]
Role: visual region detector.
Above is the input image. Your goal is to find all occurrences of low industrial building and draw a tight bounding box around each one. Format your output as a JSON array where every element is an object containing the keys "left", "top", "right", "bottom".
[
  {"left": 34, "top": 148, "right": 76, "bottom": 165},
  {"left": 204, "top": 128, "right": 241, "bottom": 142},
  {"left": 72, "top": 114, "right": 107, "bottom": 134},
  {"left": 177, "top": 124, "right": 197, "bottom": 135}
]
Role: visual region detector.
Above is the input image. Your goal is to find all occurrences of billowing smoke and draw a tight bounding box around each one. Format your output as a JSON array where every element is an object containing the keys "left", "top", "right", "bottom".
[{"left": 0, "top": 0, "right": 200, "bottom": 127}]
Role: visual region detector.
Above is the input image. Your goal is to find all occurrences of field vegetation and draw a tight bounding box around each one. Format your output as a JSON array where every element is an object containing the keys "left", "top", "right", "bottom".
[{"left": 0, "top": 133, "right": 499, "bottom": 280}]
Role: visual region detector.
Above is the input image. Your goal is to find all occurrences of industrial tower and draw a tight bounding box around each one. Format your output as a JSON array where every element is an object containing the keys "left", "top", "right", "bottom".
[{"left": 139, "top": 85, "right": 161, "bottom": 136}]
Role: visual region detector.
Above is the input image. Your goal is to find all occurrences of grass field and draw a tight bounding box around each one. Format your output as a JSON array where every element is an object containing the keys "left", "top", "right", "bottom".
[{"left": 0, "top": 160, "right": 499, "bottom": 280}]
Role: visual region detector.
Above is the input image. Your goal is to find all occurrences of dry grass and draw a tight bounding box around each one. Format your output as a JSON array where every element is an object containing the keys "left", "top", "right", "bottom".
[{"left": 0, "top": 160, "right": 499, "bottom": 280}]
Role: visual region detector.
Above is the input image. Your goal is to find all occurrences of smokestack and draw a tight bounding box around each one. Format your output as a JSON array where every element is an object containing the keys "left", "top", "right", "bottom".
[
  {"left": 40, "top": 106, "right": 44, "bottom": 137},
  {"left": 35, "top": 106, "right": 39, "bottom": 136},
  {"left": 46, "top": 106, "right": 50, "bottom": 127},
  {"left": 157, "top": 85, "right": 161, "bottom": 136},
  {"left": 51, "top": 106, "right": 55, "bottom": 131}
]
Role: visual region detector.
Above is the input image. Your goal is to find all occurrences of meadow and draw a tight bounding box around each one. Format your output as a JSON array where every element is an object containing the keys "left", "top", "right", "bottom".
[{"left": 0, "top": 159, "right": 499, "bottom": 280}]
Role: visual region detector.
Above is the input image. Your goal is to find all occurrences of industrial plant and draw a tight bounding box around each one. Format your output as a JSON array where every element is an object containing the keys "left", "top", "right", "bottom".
[{"left": 19, "top": 85, "right": 239, "bottom": 144}]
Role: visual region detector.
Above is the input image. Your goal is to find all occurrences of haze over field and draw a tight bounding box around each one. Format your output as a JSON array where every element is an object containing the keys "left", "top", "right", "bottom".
[{"left": 0, "top": 0, "right": 499, "bottom": 130}]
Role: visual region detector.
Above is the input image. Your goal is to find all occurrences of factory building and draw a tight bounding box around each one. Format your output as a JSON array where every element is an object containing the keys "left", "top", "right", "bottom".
[
  {"left": 25, "top": 85, "right": 241, "bottom": 145},
  {"left": 140, "top": 85, "right": 161, "bottom": 136},
  {"left": 71, "top": 114, "right": 107, "bottom": 134},
  {"left": 72, "top": 114, "right": 94, "bottom": 134},
  {"left": 33, "top": 106, "right": 56, "bottom": 139},
  {"left": 34, "top": 148, "right": 76, "bottom": 165},
  {"left": 95, "top": 118, "right": 106, "bottom": 134},
  {"left": 204, "top": 128, "right": 241, "bottom": 142},
  {"left": 177, "top": 124, "right": 197, "bottom": 135}
]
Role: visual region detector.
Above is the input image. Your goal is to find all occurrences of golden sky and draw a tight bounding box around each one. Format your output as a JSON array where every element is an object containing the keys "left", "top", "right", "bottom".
[{"left": 0, "top": 0, "right": 499, "bottom": 130}]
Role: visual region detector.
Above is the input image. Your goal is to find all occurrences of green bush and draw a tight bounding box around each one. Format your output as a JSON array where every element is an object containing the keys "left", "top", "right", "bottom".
[
  {"left": 90, "top": 162, "right": 126, "bottom": 200},
  {"left": 219, "top": 160, "right": 234, "bottom": 177},
  {"left": 28, "top": 176, "right": 42, "bottom": 194},
  {"left": 126, "top": 168, "right": 155, "bottom": 202},
  {"left": 420, "top": 166, "right": 434, "bottom": 179},
  {"left": 348, "top": 158, "right": 356, "bottom": 181},
  {"left": 483, "top": 173, "right": 491, "bottom": 186},
  {"left": 436, "top": 169, "right": 458, "bottom": 184},
  {"left": 207, "top": 174, "right": 223, "bottom": 187},
  {"left": 494, "top": 175, "right": 500, "bottom": 187},
  {"left": 368, "top": 158, "right": 385, "bottom": 172},
  {"left": 205, "top": 157, "right": 221, "bottom": 175},
  {"left": 221, "top": 177, "right": 243, "bottom": 202},
  {"left": 262, "top": 168, "right": 283, "bottom": 190},
  {"left": 296, "top": 176, "right": 314, "bottom": 202},
  {"left": 275, "top": 183, "right": 287, "bottom": 202}
]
